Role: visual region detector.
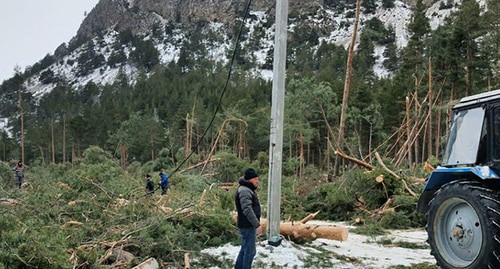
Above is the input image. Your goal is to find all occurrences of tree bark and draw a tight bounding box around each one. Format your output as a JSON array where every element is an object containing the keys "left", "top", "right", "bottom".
[
  {"left": 63, "top": 115, "right": 66, "bottom": 164},
  {"left": 405, "top": 96, "right": 412, "bottom": 169},
  {"left": 51, "top": 119, "right": 55, "bottom": 164},
  {"left": 336, "top": 0, "right": 361, "bottom": 174},
  {"left": 427, "top": 57, "right": 433, "bottom": 160},
  {"left": 260, "top": 218, "right": 348, "bottom": 242},
  {"left": 185, "top": 113, "right": 191, "bottom": 158},
  {"left": 375, "top": 152, "right": 416, "bottom": 196},
  {"left": 435, "top": 91, "right": 442, "bottom": 157},
  {"left": 335, "top": 150, "right": 374, "bottom": 170}
]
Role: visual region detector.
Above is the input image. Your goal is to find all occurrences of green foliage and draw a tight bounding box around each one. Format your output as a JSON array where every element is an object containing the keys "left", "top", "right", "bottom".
[
  {"left": 211, "top": 151, "right": 253, "bottom": 182},
  {"left": 301, "top": 167, "right": 424, "bottom": 229},
  {"left": 1, "top": 6, "right": 498, "bottom": 266},
  {"left": 0, "top": 155, "right": 243, "bottom": 268},
  {"left": 379, "top": 210, "right": 424, "bottom": 229},
  {"left": 77, "top": 45, "right": 105, "bottom": 76},
  {"left": 5, "top": 3, "right": 496, "bottom": 168},
  {"left": 129, "top": 39, "right": 160, "bottom": 71},
  {"left": 376, "top": 238, "right": 428, "bottom": 249},
  {"left": 107, "top": 49, "right": 127, "bottom": 67},
  {"left": 174, "top": 207, "right": 238, "bottom": 247},
  {"left": 304, "top": 182, "right": 357, "bottom": 221},
  {"left": 108, "top": 112, "right": 166, "bottom": 163},
  {"left": 0, "top": 143, "right": 431, "bottom": 268},
  {"left": 389, "top": 263, "right": 438, "bottom": 269},
  {"left": 362, "top": 0, "right": 377, "bottom": 14},
  {"left": 382, "top": 0, "right": 395, "bottom": 8},
  {"left": 352, "top": 222, "right": 386, "bottom": 236},
  {"left": 153, "top": 148, "right": 173, "bottom": 172},
  {"left": 80, "top": 146, "right": 115, "bottom": 165},
  {"left": 39, "top": 69, "right": 56, "bottom": 84},
  {"left": 0, "top": 161, "right": 12, "bottom": 186}
]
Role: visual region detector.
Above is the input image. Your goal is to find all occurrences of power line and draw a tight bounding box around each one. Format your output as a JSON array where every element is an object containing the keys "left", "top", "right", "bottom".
[{"left": 169, "top": 0, "right": 253, "bottom": 177}]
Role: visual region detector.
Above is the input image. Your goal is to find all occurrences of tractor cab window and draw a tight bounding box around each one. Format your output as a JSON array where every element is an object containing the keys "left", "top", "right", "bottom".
[
  {"left": 493, "top": 107, "right": 500, "bottom": 160},
  {"left": 442, "top": 107, "right": 485, "bottom": 166}
]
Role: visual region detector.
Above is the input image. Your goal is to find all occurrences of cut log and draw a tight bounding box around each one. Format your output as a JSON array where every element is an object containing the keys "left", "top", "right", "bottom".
[
  {"left": 354, "top": 217, "right": 364, "bottom": 225},
  {"left": 184, "top": 253, "right": 190, "bottom": 269},
  {"left": 231, "top": 212, "right": 348, "bottom": 242},
  {"left": 0, "top": 198, "right": 18, "bottom": 206},
  {"left": 260, "top": 218, "right": 348, "bottom": 242},
  {"left": 424, "top": 161, "right": 434, "bottom": 173},
  {"left": 132, "top": 258, "right": 159, "bottom": 269}
]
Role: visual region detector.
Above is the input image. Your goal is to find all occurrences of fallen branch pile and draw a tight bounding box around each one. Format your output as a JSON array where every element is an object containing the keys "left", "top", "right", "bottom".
[{"left": 335, "top": 150, "right": 418, "bottom": 196}]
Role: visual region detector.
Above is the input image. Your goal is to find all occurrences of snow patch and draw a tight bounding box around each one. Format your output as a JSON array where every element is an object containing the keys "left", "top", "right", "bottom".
[
  {"left": 375, "top": 0, "right": 412, "bottom": 49},
  {"left": 201, "top": 222, "right": 435, "bottom": 268},
  {"left": 0, "top": 117, "right": 12, "bottom": 137},
  {"left": 373, "top": 45, "right": 390, "bottom": 78}
]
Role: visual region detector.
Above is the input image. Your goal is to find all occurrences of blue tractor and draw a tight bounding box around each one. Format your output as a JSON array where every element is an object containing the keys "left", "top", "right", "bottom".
[{"left": 417, "top": 90, "right": 500, "bottom": 269}]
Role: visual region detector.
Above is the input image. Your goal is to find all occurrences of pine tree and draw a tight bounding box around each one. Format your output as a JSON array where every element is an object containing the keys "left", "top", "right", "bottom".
[
  {"left": 451, "top": 0, "right": 485, "bottom": 95},
  {"left": 483, "top": 0, "right": 500, "bottom": 89}
]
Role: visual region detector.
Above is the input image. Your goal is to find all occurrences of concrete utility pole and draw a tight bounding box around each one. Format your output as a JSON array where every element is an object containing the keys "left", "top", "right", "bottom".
[{"left": 267, "top": 0, "right": 288, "bottom": 243}]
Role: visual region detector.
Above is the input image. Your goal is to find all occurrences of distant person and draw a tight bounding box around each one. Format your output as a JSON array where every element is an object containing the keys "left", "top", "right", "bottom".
[
  {"left": 234, "top": 168, "right": 262, "bottom": 269},
  {"left": 145, "top": 174, "right": 154, "bottom": 195},
  {"left": 159, "top": 170, "right": 169, "bottom": 195},
  {"left": 12, "top": 161, "right": 24, "bottom": 189}
]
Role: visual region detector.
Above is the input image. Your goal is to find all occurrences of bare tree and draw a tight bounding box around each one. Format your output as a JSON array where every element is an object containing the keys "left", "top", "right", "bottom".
[{"left": 336, "top": 0, "right": 361, "bottom": 173}]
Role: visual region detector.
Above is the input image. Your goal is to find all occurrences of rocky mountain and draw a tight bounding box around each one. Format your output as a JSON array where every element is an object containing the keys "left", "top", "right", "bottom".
[{"left": 2, "top": 0, "right": 486, "bottom": 98}]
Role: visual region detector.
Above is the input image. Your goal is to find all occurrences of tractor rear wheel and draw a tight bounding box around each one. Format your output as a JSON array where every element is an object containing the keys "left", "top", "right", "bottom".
[{"left": 426, "top": 181, "right": 500, "bottom": 269}]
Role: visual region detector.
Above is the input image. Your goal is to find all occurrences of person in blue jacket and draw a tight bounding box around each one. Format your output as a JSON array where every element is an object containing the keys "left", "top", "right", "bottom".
[{"left": 159, "top": 170, "right": 169, "bottom": 195}]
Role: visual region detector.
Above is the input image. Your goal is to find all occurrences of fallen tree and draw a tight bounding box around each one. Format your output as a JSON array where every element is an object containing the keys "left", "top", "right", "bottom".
[
  {"left": 233, "top": 212, "right": 348, "bottom": 242},
  {"left": 334, "top": 150, "right": 417, "bottom": 196}
]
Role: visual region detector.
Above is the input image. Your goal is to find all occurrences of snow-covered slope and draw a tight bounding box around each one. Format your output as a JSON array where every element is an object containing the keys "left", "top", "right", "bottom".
[{"left": 21, "top": 0, "right": 469, "bottom": 97}]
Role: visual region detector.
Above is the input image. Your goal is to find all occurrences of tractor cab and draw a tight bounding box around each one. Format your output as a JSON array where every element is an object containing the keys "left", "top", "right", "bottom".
[
  {"left": 442, "top": 91, "right": 500, "bottom": 171},
  {"left": 417, "top": 89, "right": 500, "bottom": 269}
]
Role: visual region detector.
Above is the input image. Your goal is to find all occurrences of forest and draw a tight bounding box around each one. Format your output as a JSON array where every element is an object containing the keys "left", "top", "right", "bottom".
[
  {"left": 0, "top": 0, "right": 498, "bottom": 171},
  {"left": 0, "top": 0, "right": 499, "bottom": 267}
]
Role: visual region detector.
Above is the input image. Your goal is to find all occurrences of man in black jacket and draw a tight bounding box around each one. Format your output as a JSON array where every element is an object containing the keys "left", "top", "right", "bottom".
[{"left": 234, "top": 168, "right": 262, "bottom": 269}]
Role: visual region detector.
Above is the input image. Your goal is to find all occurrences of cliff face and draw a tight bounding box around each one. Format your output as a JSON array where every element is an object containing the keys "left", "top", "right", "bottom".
[{"left": 75, "top": 0, "right": 321, "bottom": 40}]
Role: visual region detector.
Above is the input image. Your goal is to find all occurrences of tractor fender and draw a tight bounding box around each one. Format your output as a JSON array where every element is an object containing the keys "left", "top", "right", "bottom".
[
  {"left": 417, "top": 166, "right": 500, "bottom": 213},
  {"left": 424, "top": 166, "right": 499, "bottom": 190}
]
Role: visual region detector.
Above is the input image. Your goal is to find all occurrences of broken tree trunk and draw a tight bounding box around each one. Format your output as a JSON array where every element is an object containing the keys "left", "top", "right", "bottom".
[
  {"left": 375, "top": 152, "right": 416, "bottom": 196},
  {"left": 335, "top": 150, "right": 374, "bottom": 170},
  {"left": 334, "top": 150, "right": 416, "bottom": 197}
]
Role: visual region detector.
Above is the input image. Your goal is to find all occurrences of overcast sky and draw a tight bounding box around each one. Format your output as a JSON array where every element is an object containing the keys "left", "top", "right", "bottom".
[{"left": 0, "top": 0, "right": 99, "bottom": 83}]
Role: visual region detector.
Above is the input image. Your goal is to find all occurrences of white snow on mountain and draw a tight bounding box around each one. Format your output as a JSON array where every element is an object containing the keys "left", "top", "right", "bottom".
[{"left": 16, "top": 0, "right": 473, "bottom": 101}]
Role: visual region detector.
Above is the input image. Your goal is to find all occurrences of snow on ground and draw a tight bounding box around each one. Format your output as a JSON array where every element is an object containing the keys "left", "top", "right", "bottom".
[{"left": 201, "top": 222, "right": 436, "bottom": 268}]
